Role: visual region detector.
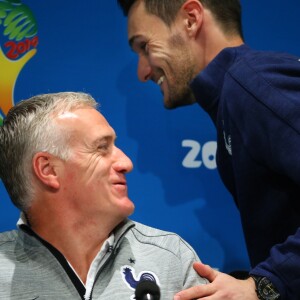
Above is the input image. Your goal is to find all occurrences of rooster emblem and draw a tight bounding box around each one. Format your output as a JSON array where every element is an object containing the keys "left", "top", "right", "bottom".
[{"left": 121, "top": 265, "right": 159, "bottom": 291}]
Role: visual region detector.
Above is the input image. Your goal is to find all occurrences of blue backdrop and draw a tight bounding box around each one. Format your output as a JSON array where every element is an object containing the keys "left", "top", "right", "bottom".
[{"left": 1, "top": 0, "right": 300, "bottom": 273}]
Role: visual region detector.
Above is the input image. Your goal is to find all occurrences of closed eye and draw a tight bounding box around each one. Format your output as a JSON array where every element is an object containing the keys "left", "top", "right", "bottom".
[
  {"left": 139, "top": 42, "right": 147, "bottom": 51},
  {"left": 92, "top": 135, "right": 116, "bottom": 155},
  {"left": 139, "top": 42, "right": 149, "bottom": 55},
  {"left": 97, "top": 143, "right": 109, "bottom": 152},
  {"left": 130, "top": 36, "right": 149, "bottom": 55}
]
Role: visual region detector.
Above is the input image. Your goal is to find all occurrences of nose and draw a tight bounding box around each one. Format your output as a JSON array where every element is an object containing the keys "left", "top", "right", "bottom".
[
  {"left": 113, "top": 146, "right": 133, "bottom": 173},
  {"left": 137, "top": 55, "right": 152, "bottom": 82}
]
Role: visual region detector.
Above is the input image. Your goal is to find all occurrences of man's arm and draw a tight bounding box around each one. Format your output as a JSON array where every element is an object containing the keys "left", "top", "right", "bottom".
[
  {"left": 174, "top": 228, "right": 300, "bottom": 300},
  {"left": 250, "top": 227, "right": 300, "bottom": 299}
]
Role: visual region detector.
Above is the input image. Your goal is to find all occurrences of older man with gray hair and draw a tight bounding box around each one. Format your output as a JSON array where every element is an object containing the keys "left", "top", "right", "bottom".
[{"left": 0, "top": 92, "right": 207, "bottom": 299}]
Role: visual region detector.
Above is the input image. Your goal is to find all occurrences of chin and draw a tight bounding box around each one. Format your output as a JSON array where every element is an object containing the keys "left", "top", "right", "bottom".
[
  {"left": 126, "top": 202, "right": 135, "bottom": 216},
  {"left": 165, "top": 87, "right": 196, "bottom": 109},
  {"left": 163, "top": 96, "right": 177, "bottom": 109},
  {"left": 118, "top": 198, "right": 135, "bottom": 217}
]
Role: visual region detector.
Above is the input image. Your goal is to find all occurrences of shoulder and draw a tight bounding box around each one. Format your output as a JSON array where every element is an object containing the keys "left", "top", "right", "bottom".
[
  {"left": 221, "top": 46, "right": 300, "bottom": 132},
  {"left": 0, "top": 230, "right": 18, "bottom": 247},
  {"left": 230, "top": 45, "right": 300, "bottom": 70},
  {"left": 129, "top": 221, "right": 196, "bottom": 257},
  {"left": 229, "top": 46, "right": 300, "bottom": 92},
  {"left": 131, "top": 221, "right": 178, "bottom": 238},
  {"left": 0, "top": 230, "right": 19, "bottom": 269}
]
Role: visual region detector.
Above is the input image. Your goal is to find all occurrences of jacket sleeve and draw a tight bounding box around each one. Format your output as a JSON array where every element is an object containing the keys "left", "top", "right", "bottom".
[
  {"left": 230, "top": 56, "right": 300, "bottom": 300},
  {"left": 178, "top": 238, "right": 209, "bottom": 288},
  {"left": 250, "top": 227, "right": 300, "bottom": 300}
]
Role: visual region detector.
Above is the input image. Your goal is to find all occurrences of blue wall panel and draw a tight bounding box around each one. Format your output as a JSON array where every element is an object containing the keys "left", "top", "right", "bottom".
[{"left": 1, "top": 0, "right": 300, "bottom": 273}]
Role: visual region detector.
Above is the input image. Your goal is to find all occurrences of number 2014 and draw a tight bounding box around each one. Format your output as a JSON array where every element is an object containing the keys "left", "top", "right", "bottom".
[{"left": 182, "top": 140, "right": 217, "bottom": 169}]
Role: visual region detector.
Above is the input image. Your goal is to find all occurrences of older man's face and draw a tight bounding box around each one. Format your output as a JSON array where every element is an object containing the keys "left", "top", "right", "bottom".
[{"left": 56, "top": 107, "right": 134, "bottom": 224}]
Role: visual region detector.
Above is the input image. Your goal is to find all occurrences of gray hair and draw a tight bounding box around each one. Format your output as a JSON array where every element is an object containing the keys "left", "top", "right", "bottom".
[{"left": 0, "top": 92, "right": 97, "bottom": 212}]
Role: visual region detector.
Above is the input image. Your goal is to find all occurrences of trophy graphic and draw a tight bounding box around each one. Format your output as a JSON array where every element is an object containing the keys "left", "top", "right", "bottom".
[{"left": 0, "top": 0, "right": 38, "bottom": 125}]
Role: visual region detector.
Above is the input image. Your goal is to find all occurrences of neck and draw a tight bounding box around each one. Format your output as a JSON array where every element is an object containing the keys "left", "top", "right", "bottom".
[
  {"left": 195, "top": 9, "right": 244, "bottom": 72},
  {"left": 28, "top": 203, "right": 118, "bottom": 284},
  {"left": 204, "top": 34, "right": 244, "bottom": 65}
]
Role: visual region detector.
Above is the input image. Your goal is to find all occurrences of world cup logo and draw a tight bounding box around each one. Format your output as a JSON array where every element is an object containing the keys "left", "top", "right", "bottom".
[{"left": 0, "top": 0, "right": 38, "bottom": 125}]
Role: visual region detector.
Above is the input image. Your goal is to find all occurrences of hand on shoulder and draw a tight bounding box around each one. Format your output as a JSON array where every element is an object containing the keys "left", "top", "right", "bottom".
[{"left": 174, "top": 262, "right": 259, "bottom": 300}]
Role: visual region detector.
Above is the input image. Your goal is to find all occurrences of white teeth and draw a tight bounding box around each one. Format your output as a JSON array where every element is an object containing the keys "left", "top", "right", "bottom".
[{"left": 157, "top": 76, "right": 164, "bottom": 85}]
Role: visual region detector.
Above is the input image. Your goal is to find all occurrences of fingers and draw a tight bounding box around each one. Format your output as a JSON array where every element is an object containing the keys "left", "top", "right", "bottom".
[
  {"left": 174, "top": 263, "right": 219, "bottom": 299},
  {"left": 174, "top": 283, "right": 214, "bottom": 300},
  {"left": 193, "top": 262, "right": 218, "bottom": 282}
]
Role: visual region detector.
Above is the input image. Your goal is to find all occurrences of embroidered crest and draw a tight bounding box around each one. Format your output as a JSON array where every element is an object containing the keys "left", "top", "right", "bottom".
[
  {"left": 222, "top": 120, "right": 232, "bottom": 156},
  {"left": 223, "top": 130, "right": 232, "bottom": 155},
  {"left": 120, "top": 266, "right": 160, "bottom": 300}
]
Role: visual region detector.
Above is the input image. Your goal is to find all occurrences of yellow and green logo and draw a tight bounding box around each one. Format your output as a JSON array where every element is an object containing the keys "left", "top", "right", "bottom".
[{"left": 0, "top": 0, "right": 38, "bottom": 126}]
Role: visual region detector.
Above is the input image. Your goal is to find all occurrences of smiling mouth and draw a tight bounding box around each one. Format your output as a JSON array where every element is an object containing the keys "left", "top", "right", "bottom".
[
  {"left": 113, "top": 180, "right": 127, "bottom": 188},
  {"left": 157, "top": 76, "right": 165, "bottom": 86},
  {"left": 113, "top": 181, "right": 126, "bottom": 187},
  {"left": 113, "top": 182, "right": 128, "bottom": 195}
]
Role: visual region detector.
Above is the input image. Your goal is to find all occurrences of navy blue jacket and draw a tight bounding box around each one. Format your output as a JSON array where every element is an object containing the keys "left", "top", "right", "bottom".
[{"left": 190, "top": 44, "right": 300, "bottom": 299}]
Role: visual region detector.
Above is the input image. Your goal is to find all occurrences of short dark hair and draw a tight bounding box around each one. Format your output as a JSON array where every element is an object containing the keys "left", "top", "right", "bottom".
[{"left": 117, "top": 0, "right": 243, "bottom": 38}]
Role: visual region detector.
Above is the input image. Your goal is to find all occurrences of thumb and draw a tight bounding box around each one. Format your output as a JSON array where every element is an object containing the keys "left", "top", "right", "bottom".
[{"left": 193, "top": 262, "right": 218, "bottom": 282}]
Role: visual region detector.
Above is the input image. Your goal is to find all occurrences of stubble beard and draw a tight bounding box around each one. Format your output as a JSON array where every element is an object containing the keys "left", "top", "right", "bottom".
[
  {"left": 164, "top": 80, "right": 196, "bottom": 109},
  {"left": 163, "top": 34, "right": 197, "bottom": 109}
]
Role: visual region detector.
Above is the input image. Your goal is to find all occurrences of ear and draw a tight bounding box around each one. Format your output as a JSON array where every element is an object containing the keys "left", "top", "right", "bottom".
[
  {"left": 181, "top": 0, "right": 204, "bottom": 37},
  {"left": 32, "top": 152, "right": 60, "bottom": 190}
]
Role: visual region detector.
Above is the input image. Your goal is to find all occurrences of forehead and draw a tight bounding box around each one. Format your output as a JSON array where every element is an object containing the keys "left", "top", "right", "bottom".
[
  {"left": 56, "top": 108, "right": 115, "bottom": 139},
  {"left": 127, "top": 0, "right": 169, "bottom": 46}
]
